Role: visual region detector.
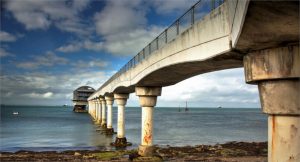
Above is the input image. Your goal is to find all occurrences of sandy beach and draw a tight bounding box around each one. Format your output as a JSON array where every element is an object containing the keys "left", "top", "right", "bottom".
[{"left": 1, "top": 141, "right": 267, "bottom": 162}]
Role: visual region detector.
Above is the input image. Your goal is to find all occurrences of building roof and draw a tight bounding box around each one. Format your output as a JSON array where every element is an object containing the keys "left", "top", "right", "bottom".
[{"left": 74, "top": 86, "right": 95, "bottom": 93}]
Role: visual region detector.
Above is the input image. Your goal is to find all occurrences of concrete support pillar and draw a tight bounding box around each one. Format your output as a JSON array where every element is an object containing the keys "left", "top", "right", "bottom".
[
  {"left": 111, "top": 93, "right": 132, "bottom": 147},
  {"left": 95, "top": 100, "right": 99, "bottom": 121},
  {"left": 97, "top": 98, "right": 102, "bottom": 125},
  {"left": 88, "top": 101, "right": 91, "bottom": 115},
  {"left": 89, "top": 101, "right": 92, "bottom": 115},
  {"left": 135, "top": 86, "right": 162, "bottom": 156},
  {"left": 244, "top": 45, "right": 300, "bottom": 162},
  {"left": 92, "top": 100, "right": 97, "bottom": 120},
  {"left": 105, "top": 95, "right": 114, "bottom": 135},
  {"left": 100, "top": 97, "right": 107, "bottom": 128}
]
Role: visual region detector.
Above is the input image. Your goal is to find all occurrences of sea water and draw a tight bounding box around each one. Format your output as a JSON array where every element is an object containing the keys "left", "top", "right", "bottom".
[{"left": 0, "top": 106, "right": 267, "bottom": 152}]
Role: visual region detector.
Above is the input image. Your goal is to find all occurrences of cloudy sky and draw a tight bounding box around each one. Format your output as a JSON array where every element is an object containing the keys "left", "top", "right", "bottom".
[{"left": 0, "top": 0, "right": 260, "bottom": 108}]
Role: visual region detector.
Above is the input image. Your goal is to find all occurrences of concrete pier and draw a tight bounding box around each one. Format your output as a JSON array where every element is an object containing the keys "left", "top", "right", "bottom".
[
  {"left": 135, "top": 87, "right": 162, "bottom": 156},
  {"left": 88, "top": 101, "right": 91, "bottom": 115},
  {"left": 92, "top": 100, "right": 96, "bottom": 120},
  {"left": 105, "top": 96, "right": 114, "bottom": 135},
  {"left": 100, "top": 97, "right": 107, "bottom": 128},
  {"left": 95, "top": 100, "right": 99, "bottom": 122},
  {"left": 244, "top": 45, "right": 300, "bottom": 162},
  {"left": 96, "top": 98, "right": 102, "bottom": 125},
  {"left": 111, "top": 93, "right": 131, "bottom": 147}
]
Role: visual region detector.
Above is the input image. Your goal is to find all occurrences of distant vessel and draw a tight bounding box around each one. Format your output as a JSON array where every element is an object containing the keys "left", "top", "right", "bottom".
[
  {"left": 13, "top": 112, "right": 19, "bottom": 115},
  {"left": 63, "top": 104, "right": 68, "bottom": 107},
  {"left": 218, "top": 106, "right": 222, "bottom": 108},
  {"left": 185, "top": 101, "right": 189, "bottom": 112}
]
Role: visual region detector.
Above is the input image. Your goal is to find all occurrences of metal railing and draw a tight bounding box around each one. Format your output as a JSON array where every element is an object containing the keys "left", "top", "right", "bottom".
[{"left": 98, "top": 0, "right": 224, "bottom": 92}]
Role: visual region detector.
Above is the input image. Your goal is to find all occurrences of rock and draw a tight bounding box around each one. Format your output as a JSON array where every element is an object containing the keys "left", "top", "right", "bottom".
[{"left": 74, "top": 152, "right": 81, "bottom": 156}]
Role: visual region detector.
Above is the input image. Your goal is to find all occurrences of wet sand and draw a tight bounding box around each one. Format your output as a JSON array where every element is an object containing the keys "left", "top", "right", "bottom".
[{"left": 0, "top": 141, "right": 267, "bottom": 162}]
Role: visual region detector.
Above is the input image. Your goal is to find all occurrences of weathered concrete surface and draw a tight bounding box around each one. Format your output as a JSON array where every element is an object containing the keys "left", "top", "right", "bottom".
[
  {"left": 105, "top": 96, "right": 114, "bottom": 129},
  {"left": 114, "top": 94, "right": 129, "bottom": 138},
  {"left": 135, "top": 87, "right": 161, "bottom": 107},
  {"left": 244, "top": 44, "right": 300, "bottom": 162},
  {"left": 258, "top": 80, "right": 300, "bottom": 115},
  {"left": 268, "top": 115, "right": 300, "bottom": 162},
  {"left": 233, "top": 1, "right": 299, "bottom": 52},
  {"left": 96, "top": 98, "right": 102, "bottom": 124},
  {"left": 244, "top": 45, "right": 300, "bottom": 115},
  {"left": 136, "top": 87, "right": 161, "bottom": 156},
  {"left": 100, "top": 98, "right": 107, "bottom": 128},
  {"left": 244, "top": 45, "right": 300, "bottom": 84},
  {"left": 91, "top": 100, "right": 96, "bottom": 120}
]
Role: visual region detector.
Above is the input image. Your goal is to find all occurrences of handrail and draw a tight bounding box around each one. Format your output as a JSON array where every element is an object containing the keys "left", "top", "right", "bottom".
[{"left": 96, "top": 0, "right": 225, "bottom": 94}]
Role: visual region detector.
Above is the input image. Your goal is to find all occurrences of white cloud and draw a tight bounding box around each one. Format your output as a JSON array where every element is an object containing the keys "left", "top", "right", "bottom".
[
  {"left": 5, "top": 0, "right": 91, "bottom": 35},
  {"left": 89, "top": 0, "right": 165, "bottom": 56},
  {"left": 57, "top": 25, "right": 164, "bottom": 56},
  {"left": 0, "top": 47, "right": 13, "bottom": 57},
  {"left": 0, "top": 31, "right": 17, "bottom": 42},
  {"left": 0, "top": 70, "right": 110, "bottom": 105},
  {"left": 71, "top": 59, "right": 109, "bottom": 69},
  {"left": 150, "top": 0, "right": 199, "bottom": 15},
  {"left": 57, "top": 0, "right": 200, "bottom": 56},
  {"left": 94, "top": 0, "right": 146, "bottom": 36},
  {"left": 56, "top": 40, "right": 104, "bottom": 53},
  {"left": 155, "top": 68, "right": 260, "bottom": 107},
  {"left": 16, "top": 52, "right": 68, "bottom": 69},
  {"left": 103, "top": 26, "right": 164, "bottom": 55},
  {"left": 24, "top": 92, "right": 54, "bottom": 99}
]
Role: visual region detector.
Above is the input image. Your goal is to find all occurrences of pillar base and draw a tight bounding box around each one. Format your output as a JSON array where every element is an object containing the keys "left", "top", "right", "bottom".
[
  {"left": 111, "top": 137, "right": 132, "bottom": 147},
  {"left": 138, "top": 145, "right": 155, "bottom": 156},
  {"left": 101, "top": 123, "right": 107, "bottom": 129},
  {"left": 105, "top": 128, "right": 114, "bottom": 135},
  {"left": 94, "top": 120, "right": 101, "bottom": 125}
]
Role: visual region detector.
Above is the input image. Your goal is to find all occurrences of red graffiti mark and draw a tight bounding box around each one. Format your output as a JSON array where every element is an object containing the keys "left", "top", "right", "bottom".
[
  {"left": 143, "top": 134, "right": 152, "bottom": 144},
  {"left": 272, "top": 115, "right": 276, "bottom": 161}
]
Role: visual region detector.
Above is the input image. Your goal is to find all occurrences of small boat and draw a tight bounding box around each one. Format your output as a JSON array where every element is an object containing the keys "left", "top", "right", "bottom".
[
  {"left": 218, "top": 106, "right": 222, "bottom": 108},
  {"left": 13, "top": 112, "right": 19, "bottom": 115},
  {"left": 185, "top": 101, "right": 189, "bottom": 112}
]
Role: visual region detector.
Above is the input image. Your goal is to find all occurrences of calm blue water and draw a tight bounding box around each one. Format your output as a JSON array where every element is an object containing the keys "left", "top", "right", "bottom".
[{"left": 0, "top": 106, "right": 267, "bottom": 152}]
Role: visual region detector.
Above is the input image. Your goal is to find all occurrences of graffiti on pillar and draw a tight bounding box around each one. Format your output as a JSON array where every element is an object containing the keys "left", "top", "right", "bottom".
[{"left": 143, "top": 122, "right": 152, "bottom": 145}]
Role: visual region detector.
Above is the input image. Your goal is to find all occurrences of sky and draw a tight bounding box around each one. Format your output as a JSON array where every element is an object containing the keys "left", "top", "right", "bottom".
[{"left": 0, "top": 0, "right": 260, "bottom": 108}]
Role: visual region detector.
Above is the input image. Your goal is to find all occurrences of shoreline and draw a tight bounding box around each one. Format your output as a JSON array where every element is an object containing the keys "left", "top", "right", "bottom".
[{"left": 1, "top": 141, "right": 267, "bottom": 162}]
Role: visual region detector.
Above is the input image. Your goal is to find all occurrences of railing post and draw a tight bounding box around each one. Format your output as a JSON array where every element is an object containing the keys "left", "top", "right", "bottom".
[
  {"left": 211, "top": 0, "right": 215, "bottom": 10},
  {"left": 156, "top": 37, "right": 158, "bottom": 50},
  {"left": 218, "top": 0, "right": 222, "bottom": 6},
  {"left": 165, "top": 30, "right": 167, "bottom": 43},
  {"left": 176, "top": 20, "right": 179, "bottom": 35},
  {"left": 191, "top": 6, "right": 195, "bottom": 25}
]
